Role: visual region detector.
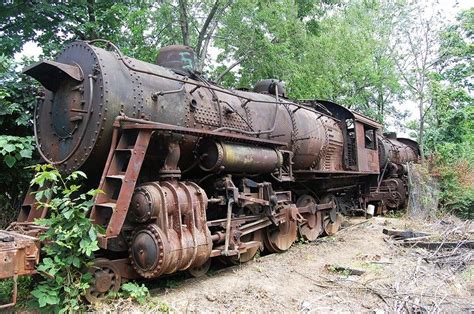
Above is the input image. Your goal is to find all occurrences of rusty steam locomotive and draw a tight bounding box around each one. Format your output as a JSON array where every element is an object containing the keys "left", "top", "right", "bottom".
[{"left": 0, "top": 40, "right": 419, "bottom": 304}]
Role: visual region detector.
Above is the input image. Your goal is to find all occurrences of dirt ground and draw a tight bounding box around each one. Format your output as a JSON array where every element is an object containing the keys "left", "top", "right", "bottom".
[{"left": 101, "top": 216, "right": 473, "bottom": 313}]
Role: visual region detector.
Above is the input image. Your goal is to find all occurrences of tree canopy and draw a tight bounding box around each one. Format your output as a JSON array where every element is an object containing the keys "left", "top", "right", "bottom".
[{"left": 0, "top": 1, "right": 473, "bottom": 217}]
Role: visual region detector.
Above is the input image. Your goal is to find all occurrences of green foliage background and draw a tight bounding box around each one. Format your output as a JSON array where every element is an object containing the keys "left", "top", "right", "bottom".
[
  {"left": 0, "top": 1, "right": 472, "bottom": 225},
  {"left": 424, "top": 8, "right": 474, "bottom": 217},
  {"left": 0, "top": 56, "right": 37, "bottom": 227},
  {"left": 0, "top": 0, "right": 472, "bottom": 309}
]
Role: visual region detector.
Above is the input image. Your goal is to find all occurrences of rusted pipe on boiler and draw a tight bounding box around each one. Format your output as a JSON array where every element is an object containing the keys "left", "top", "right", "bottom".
[{"left": 212, "top": 98, "right": 279, "bottom": 136}]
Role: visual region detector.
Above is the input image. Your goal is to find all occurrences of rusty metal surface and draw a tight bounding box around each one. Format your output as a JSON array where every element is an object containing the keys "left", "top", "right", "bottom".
[
  {"left": 323, "top": 213, "right": 342, "bottom": 236},
  {"left": 263, "top": 204, "right": 298, "bottom": 253},
  {"left": 253, "top": 79, "right": 287, "bottom": 97},
  {"left": 85, "top": 258, "right": 122, "bottom": 303},
  {"left": 314, "top": 117, "right": 344, "bottom": 171},
  {"left": 0, "top": 230, "right": 40, "bottom": 279},
  {"left": 396, "top": 138, "right": 420, "bottom": 156},
  {"left": 352, "top": 111, "right": 382, "bottom": 129},
  {"left": 17, "top": 185, "right": 49, "bottom": 222},
  {"left": 23, "top": 60, "right": 83, "bottom": 91},
  {"left": 24, "top": 41, "right": 356, "bottom": 177},
  {"left": 0, "top": 275, "right": 17, "bottom": 309},
  {"left": 355, "top": 122, "right": 377, "bottom": 173},
  {"left": 15, "top": 40, "right": 423, "bottom": 299},
  {"left": 374, "top": 178, "right": 408, "bottom": 209},
  {"left": 0, "top": 229, "right": 40, "bottom": 308},
  {"left": 296, "top": 195, "right": 323, "bottom": 241},
  {"left": 156, "top": 45, "right": 197, "bottom": 74},
  {"left": 91, "top": 128, "right": 153, "bottom": 244},
  {"left": 197, "top": 139, "right": 283, "bottom": 173},
  {"left": 378, "top": 134, "right": 419, "bottom": 168},
  {"left": 231, "top": 230, "right": 263, "bottom": 264},
  {"left": 129, "top": 181, "right": 212, "bottom": 278},
  {"left": 187, "top": 259, "right": 212, "bottom": 277},
  {"left": 118, "top": 117, "right": 286, "bottom": 146}
]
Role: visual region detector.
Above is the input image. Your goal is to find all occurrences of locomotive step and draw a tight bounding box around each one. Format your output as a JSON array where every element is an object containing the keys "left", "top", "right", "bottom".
[
  {"left": 106, "top": 175, "right": 125, "bottom": 180},
  {"left": 95, "top": 202, "right": 117, "bottom": 210}
]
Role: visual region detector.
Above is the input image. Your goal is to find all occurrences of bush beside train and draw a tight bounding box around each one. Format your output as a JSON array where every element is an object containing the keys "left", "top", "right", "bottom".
[{"left": 0, "top": 41, "right": 419, "bottom": 303}]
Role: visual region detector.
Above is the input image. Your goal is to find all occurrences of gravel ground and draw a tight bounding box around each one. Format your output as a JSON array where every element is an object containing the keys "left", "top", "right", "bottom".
[{"left": 97, "top": 216, "right": 473, "bottom": 313}]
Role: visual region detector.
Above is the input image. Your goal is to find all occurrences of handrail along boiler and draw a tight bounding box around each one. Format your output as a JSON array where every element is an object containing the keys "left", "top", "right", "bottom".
[{"left": 0, "top": 40, "right": 419, "bottom": 304}]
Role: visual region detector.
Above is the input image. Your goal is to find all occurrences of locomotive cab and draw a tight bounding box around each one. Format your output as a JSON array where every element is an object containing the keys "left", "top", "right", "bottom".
[
  {"left": 314, "top": 100, "right": 380, "bottom": 174},
  {"left": 352, "top": 112, "right": 380, "bottom": 173}
]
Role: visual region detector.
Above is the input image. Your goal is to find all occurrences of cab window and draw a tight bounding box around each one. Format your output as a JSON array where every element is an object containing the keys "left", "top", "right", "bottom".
[{"left": 364, "top": 126, "right": 376, "bottom": 150}]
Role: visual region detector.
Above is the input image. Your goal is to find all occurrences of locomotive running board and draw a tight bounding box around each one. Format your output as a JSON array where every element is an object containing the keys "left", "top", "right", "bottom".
[{"left": 118, "top": 116, "right": 287, "bottom": 147}]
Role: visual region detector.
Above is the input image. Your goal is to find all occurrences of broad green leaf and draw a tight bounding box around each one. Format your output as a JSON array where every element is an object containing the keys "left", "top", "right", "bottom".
[
  {"left": 4, "top": 154, "right": 16, "bottom": 167},
  {"left": 88, "top": 226, "right": 97, "bottom": 241},
  {"left": 45, "top": 294, "right": 60, "bottom": 305},
  {"left": 72, "top": 256, "right": 81, "bottom": 268},
  {"left": 3, "top": 144, "right": 16, "bottom": 153},
  {"left": 19, "top": 149, "right": 32, "bottom": 158},
  {"left": 62, "top": 208, "right": 74, "bottom": 220}
]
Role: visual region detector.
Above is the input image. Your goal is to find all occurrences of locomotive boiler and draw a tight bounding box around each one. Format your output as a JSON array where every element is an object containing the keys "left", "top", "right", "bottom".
[{"left": 0, "top": 40, "right": 419, "bottom": 304}]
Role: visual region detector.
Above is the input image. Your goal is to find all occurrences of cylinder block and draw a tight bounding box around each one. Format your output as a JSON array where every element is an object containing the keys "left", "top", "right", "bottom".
[{"left": 129, "top": 181, "right": 212, "bottom": 278}]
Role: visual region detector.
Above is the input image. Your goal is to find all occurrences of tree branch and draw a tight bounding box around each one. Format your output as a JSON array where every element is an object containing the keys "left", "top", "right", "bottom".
[
  {"left": 215, "top": 54, "right": 249, "bottom": 83},
  {"left": 197, "top": 20, "right": 219, "bottom": 71},
  {"left": 393, "top": 54, "right": 418, "bottom": 92},
  {"left": 196, "top": 0, "right": 221, "bottom": 55},
  {"left": 196, "top": 0, "right": 233, "bottom": 69}
]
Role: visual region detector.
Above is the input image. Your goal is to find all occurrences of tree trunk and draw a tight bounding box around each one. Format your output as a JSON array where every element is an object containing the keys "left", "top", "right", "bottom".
[
  {"left": 86, "top": 0, "right": 98, "bottom": 39},
  {"left": 178, "top": 0, "right": 190, "bottom": 46},
  {"left": 418, "top": 97, "right": 425, "bottom": 164}
]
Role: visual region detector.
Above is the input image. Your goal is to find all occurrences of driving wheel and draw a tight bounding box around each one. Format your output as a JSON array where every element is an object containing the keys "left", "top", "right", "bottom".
[
  {"left": 263, "top": 207, "right": 297, "bottom": 253},
  {"left": 296, "top": 195, "right": 323, "bottom": 241},
  {"left": 187, "top": 258, "right": 211, "bottom": 278},
  {"left": 85, "top": 258, "right": 122, "bottom": 303},
  {"left": 323, "top": 213, "right": 343, "bottom": 236}
]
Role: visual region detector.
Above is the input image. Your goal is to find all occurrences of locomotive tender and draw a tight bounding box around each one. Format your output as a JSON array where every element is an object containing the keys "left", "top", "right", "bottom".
[{"left": 0, "top": 41, "right": 419, "bottom": 303}]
